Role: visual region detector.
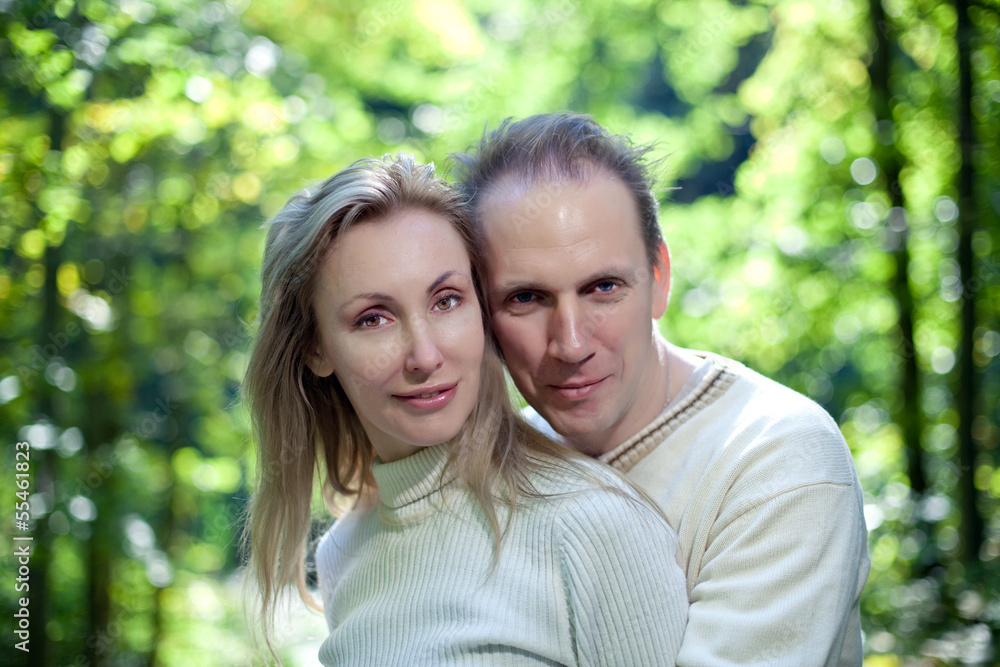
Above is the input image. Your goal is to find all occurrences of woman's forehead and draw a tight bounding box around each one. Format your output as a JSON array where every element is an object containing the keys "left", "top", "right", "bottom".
[{"left": 317, "top": 211, "right": 473, "bottom": 299}]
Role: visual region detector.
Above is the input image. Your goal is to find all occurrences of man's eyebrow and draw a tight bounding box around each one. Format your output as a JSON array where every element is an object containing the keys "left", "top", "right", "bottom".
[
  {"left": 491, "top": 280, "right": 547, "bottom": 299},
  {"left": 491, "top": 267, "right": 634, "bottom": 300},
  {"left": 578, "top": 268, "right": 633, "bottom": 285}
]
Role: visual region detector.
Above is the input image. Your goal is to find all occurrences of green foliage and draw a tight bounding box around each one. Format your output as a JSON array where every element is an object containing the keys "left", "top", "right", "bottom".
[{"left": 1, "top": 0, "right": 997, "bottom": 664}]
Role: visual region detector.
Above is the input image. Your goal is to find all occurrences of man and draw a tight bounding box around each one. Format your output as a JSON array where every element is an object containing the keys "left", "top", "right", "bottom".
[{"left": 454, "top": 113, "right": 870, "bottom": 666}]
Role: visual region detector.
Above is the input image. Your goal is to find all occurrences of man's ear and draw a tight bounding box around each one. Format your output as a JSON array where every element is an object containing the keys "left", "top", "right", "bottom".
[
  {"left": 306, "top": 345, "right": 334, "bottom": 378},
  {"left": 651, "top": 240, "right": 671, "bottom": 320}
]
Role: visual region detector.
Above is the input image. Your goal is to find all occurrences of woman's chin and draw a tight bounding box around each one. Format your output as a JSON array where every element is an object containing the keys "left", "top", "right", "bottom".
[{"left": 406, "top": 429, "right": 464, "bottom": 450}]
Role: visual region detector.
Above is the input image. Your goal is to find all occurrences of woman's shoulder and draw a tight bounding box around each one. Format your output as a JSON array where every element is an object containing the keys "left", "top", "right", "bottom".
[
  {"left": 315, "top": 499, "right": 379, "bottom": 566},
  {"left": 530, "top": 459, "right": 682, "bottom": 580},
  {"left": 526, "top": 453, "right": 630, "bottom": 494},
  {"left": 524, "top": 455, "right": 668, "bottom": 531}
]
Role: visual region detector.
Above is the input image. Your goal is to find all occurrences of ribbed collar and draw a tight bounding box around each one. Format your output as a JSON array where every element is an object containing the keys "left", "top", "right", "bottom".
[
  {"left": 371, "top": 444, "right": 456, "bottom": 510},
  {"left": 599, "top": 353, "right": 738, "bottom": 474}
]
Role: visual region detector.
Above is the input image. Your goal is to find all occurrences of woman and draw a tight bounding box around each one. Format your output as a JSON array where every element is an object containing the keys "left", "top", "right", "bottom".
[{"left": 243, "top": 154, "right": 687, "bottom": 666}]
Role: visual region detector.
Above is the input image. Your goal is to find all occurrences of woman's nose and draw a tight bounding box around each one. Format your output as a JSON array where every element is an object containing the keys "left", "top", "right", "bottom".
[{"left": 404, "top": 323, "right": 445, "bottom": 375}]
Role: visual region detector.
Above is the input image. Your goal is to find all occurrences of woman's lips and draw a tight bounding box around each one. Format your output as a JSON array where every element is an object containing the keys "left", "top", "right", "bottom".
[
  {"left": 394, "top": 383, "right": 458, "bottom": 410},
  {"left": 548, "top": 377, "right": 607, "bottom": 400}
]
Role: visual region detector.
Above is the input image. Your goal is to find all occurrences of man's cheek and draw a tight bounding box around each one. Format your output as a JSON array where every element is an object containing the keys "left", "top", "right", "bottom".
[
  {"left": 495, "top": 321, "right": 529, "bottom": 355},
  {"left": 517, "top": 335, "right": 546, "bottom": 368}
]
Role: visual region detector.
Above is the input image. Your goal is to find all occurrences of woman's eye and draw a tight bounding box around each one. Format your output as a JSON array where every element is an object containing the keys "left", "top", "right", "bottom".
[
  {"left": 357, "top": 314, "right": 386, "bottom": 328},
  {"left": 435, "top": 295, "right": 462, "bottom": 311}
]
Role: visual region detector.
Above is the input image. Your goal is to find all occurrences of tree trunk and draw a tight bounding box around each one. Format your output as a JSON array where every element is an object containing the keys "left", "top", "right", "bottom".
[
  {"left": 25, "top": 107, "right": 67, "bottom": 667},
  {"left": 953, "top": 0, "right": 983, "bottom": 566},
  {"left": 868, "top": 0, "right": 925, "bottom": 497},
  {"left": 83, "top": 377, "right": 114, "bottom": 667}
]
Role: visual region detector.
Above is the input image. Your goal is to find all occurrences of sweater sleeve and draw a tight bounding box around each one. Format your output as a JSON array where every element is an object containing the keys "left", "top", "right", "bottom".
[
  {"left": 557, "top": 489, "right": 688, "bottom": 667},
  {"left": 678, "top": 482, "right": 869, "bottom": 667}
]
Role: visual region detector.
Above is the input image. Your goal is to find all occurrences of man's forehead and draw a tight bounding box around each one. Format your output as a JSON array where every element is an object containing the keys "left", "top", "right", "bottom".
[
  {"left": 480, "top": 186, "right": 589, "bottom": 263},
  {"left": 476, "top": 157, "right": 623, "bottom": 208},
  {"left": 489, "top": 256, "right": 641, "bottom": 288},
  {"left": 477, "top": 172, "right": 574, "bottom": 216},
  {"left": 486, "top": 231, "right": 608, "bottom": 271},
  {"left": 477, "top": 169, "right": 641, "bottom": 244},
  {"left": 478, "top": 178, "right": 650, "bottom": 290}
]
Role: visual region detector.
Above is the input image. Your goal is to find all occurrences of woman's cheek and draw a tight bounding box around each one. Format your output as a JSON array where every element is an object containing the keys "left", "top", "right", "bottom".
[
  {"left": 353, "top": 335, "right": 402, "bottom": 385},
  {"left": 330, "top": 332, "right": 390, "bottom": 388},
  {"left": 451, "top": 306, "right": 486, "bottom": 347}
]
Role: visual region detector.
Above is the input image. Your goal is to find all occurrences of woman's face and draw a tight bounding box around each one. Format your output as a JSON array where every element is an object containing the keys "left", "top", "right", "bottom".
[{"left": 309, "top": 208, "right": 484, "bottom": 463}]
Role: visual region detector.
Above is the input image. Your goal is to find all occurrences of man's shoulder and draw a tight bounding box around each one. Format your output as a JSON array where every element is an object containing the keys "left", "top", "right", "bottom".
[
  {"left": 693, "top": 351, "right": 845, "bottom": 445},
  {"left": 646, "top": 351, "right": 858, "bottom": 489},
  {"left": 619, "top": 352, "right": 864, "bottom": 542}
]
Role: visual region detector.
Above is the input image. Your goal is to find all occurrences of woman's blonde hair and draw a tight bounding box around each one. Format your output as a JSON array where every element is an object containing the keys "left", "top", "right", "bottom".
[{"left": 242, "top": 154, "right": 577, "bottom": 659}]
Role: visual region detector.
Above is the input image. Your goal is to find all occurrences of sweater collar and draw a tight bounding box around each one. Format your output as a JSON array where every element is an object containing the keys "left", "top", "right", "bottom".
[
  {"left": 599, "top": 353, "right": 737, "bottom": 473},
  {"left": 371, "top": 444, "right": 455, "bottom": 509}
]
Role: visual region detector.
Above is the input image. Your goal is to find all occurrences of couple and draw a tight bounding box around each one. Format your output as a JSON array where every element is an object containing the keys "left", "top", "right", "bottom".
[{"left": 244, "top": 113, "right": 870, "bottom": 666}]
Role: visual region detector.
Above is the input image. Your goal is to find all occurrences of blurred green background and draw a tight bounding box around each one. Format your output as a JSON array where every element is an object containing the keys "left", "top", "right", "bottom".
[{"left": 1, "top": 0, "right": 998, "bottom": 664}]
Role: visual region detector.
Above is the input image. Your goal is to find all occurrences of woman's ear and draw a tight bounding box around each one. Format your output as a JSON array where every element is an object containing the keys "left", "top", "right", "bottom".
[
  {"left": 651, "top": 240, "right": 671, "bottom": 320},
  {"left": 306, "top": 346, "right": 334, "bottom": 378}
]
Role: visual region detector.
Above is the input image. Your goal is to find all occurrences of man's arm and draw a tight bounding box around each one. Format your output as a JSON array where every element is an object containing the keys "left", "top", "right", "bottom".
[{"left": 678, "top": 481, "right": 869, "bottom": 667}]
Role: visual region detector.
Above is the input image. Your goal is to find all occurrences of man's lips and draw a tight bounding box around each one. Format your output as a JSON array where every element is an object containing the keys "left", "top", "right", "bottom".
[
  {"left": 393, "top": 383, "right": 458, "bottom": 409},
  {"left": 546, "top": 376, "right": 608, "bottom": 400}
]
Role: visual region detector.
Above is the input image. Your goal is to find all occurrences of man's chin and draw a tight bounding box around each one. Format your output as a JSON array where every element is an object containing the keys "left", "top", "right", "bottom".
[{"left": 542, "top": 411, "right": 614, "bottom": 456}]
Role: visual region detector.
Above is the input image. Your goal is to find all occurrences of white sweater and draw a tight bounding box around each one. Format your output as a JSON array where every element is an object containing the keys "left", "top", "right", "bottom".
[
  {"left": 597, "top": 352, "right": 870, "bottom": 667},
  {"left": 315, "top": 444, "right": 688, "bottom": 666}
]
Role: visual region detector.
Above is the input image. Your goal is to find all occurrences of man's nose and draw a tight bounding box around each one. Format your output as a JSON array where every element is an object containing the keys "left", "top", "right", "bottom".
[{"left": 546, "top": 301, "right": 594, "bottom": 364}]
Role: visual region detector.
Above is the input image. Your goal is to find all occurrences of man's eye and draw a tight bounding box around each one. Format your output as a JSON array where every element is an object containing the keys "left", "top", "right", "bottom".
[
  {"left": 511, "top": 292, "right": 534, "bottom": 304},
  {"left": 595, "top": 281, "right": 617, "bottom": 292}
]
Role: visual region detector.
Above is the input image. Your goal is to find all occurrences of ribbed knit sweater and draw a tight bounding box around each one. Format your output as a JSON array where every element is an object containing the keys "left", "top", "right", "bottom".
[
  {"left": 596, "top": 352, "right": 870, "bottom": 667},
  {"left": 315, "top": 444, "right": 688, "bottom": 666}
]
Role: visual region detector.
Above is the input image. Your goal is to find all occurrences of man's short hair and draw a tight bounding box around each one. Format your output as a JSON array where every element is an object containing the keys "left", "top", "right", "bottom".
[{"left": 453, "top": 112, "right": 664, "bottom": 267}]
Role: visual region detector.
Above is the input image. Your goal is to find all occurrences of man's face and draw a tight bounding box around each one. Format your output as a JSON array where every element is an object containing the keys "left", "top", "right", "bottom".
[{"left": 479, "top": 172, "right": 670, "bottom": 456}]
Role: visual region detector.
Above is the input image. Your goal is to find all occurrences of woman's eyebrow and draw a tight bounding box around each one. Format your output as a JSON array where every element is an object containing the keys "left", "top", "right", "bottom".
[
  {"left": 337, "top": 271, "right": 470, "bottom": 316},
  {"left": 338, "top": 292, "right": 395, "bottom": 316},
  {"left": 427, "top": 270, "right": 469, "bottom": 294}
]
